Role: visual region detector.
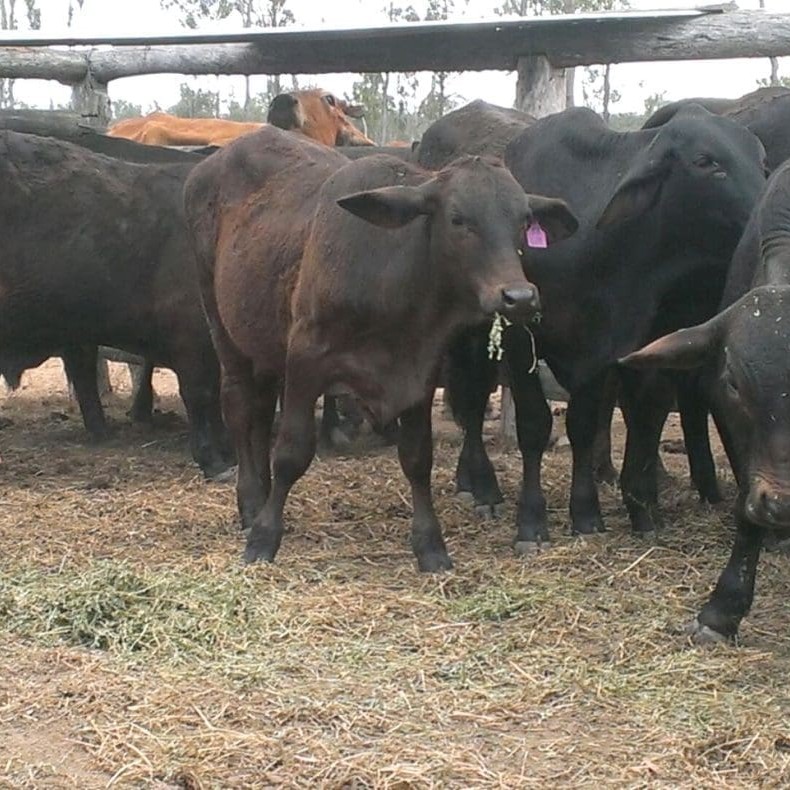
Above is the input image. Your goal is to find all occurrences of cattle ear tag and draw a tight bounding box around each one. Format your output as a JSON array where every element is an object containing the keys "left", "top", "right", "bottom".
[{"left": 525, "top": 222, "right": 548, "bottom": 249}]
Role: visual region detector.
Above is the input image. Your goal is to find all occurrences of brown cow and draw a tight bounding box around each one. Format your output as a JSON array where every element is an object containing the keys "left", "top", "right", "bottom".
[
  {"left": 109, "top": 89, "right": 373, "bottom": 148},
  {"left": 266, "top": 88, "right": 373, "bottom": 146},
  {"left": 184, "top": 126, "right": 578, "bottom": 571}
]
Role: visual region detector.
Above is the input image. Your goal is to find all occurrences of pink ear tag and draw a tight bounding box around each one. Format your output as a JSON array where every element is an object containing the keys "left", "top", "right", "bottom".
[{"left": 525, "top": 222, "right": 548, "bottom": 249}]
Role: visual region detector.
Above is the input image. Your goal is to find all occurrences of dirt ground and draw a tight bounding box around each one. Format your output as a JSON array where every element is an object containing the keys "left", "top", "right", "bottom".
[{"left": 1, "top": 360, "right": 789, "bottom": 789}]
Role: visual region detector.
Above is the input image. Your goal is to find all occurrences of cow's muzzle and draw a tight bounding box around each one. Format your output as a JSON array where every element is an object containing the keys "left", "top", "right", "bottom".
[
  {"left": 499, "top": 285, "right": 541, "bottom": 322},
  {"left": 745, "top": 476, "right": 790, "bottom": 529}
]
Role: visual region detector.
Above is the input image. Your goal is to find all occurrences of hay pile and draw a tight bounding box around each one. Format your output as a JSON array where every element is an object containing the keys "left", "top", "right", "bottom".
[{"left": 1, "top": 361, "right": 789, "bottom": 788}]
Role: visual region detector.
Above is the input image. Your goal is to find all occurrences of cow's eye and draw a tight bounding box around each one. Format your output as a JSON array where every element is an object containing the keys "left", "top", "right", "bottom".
[
  {"left": 694, "top": 154, "right": 718, "bottom": 170},
  {"left": 451, "top": 215, "right": 465, "bottom": 227},
  {"left": 324, "top": 94, "right": 336, "bottom": 107}
]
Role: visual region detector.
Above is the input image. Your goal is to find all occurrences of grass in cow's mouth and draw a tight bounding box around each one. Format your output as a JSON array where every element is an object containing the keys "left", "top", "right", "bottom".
[{"left": 2, "top": 361, "right": 790, "bottom": 787}]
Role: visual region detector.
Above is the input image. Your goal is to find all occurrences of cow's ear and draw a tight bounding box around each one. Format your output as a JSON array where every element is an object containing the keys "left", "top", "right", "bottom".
[
  {"left": 339, "top": 100, "right": 366, "bottom": 119},
  {"left": 337, "top": 184, "right": 432, "bottom": 228},
  {"left": 526, "top": 195, "right": 579, "bottom": 243},
  {"left": 619, "top": 315, "right": 724, "bottom": 370},
  {"left": 597, "top": 144, "right": 673, "bottom": 229}
]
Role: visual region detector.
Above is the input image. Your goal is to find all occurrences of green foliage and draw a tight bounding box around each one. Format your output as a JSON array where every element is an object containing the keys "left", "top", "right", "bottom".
[
  {"left": 757, "top": 74, "right": 790, "bottom": 89},
  {"left": 111, "top": 98, "right": 144, "bottom": 121},
  {"left": 161, "top": 0, "right": 295, "bottom": 29},
  {"left": 224, "top": 91, "right": 271, "bottom": 121},
  {"left": 642, "top": 89, "right": 668, "bottom": 118},
  {"left": 496, "top": 0, "right": 621, "bottom": 16},
  {"left": 351, "top": 1, "right": 467, "bottom": 145},
  {"left": 159, "top": 0, "right": 296, "bottom": 117},
  {"left": 582, "top": 64, "right": 621, "bottom": 120},
  {"left": 167, "top": 82, "right": 221, "bottom": 118}
]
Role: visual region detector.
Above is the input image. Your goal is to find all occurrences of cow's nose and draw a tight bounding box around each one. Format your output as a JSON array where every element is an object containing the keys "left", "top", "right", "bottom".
[
  {"left": 500, "top": 286, "right": 540, "bottom": 320},
  {"left": 760, "top": 490, "right": 790, "bottom": 525},
  {"left": 747, "top": 483, "right": 790, "bottom": 528}
]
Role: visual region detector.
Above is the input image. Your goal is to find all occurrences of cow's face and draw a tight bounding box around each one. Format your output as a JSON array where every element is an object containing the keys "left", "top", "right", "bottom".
[
  {"left": 620, "top": 285, "right": 790, "bottom": 531},
  {"left": 598, "top": 107, "right": 766, "bottom": 255},
  {"left": 335, "top": 156, "right": 578, "bottom": 324},
  {"left": 267, "top": 89, "right": 373, "bottom": 147}
]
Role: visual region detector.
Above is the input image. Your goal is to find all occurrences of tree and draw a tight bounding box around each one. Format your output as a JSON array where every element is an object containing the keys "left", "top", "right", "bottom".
[
  {"left": 582, "top": 63, "right": 621, "bottom": 121},
  {"left": 111, "top": 98, "right": 144, "bottom": 121},
  {"left": 496, "top": 0, "right": 626, "bottom": 109},
  {"left": 0, "top": 0, "right": 41, "bottom": 109},
  {"left": 419, "top": 0, "right": 463, "bottom": 126},
  {"left": 160, "top": 0, "right": 296, "bottom": 115},
  {"left": 642, "top": 89, "right": 667, "bottom": 118},
  {"left": 167, "top": 82, "right": 221, "bottom": 118}
]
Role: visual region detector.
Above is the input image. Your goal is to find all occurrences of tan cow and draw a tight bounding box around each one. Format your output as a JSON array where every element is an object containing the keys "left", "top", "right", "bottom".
[{"left": 108, "top": 88, "right": 374, "bottom": 147}]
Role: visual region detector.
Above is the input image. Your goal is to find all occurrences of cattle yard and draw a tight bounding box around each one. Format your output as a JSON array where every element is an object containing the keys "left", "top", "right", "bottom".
[{"left": 1, "top": 363, "right": 789, "bottom": 788}]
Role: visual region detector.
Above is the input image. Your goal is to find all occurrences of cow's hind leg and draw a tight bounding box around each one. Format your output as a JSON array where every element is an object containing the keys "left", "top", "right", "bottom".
[
  {"left": 129, "top": 360, "right": 155, "bottom": 423},
  {"left": 175, "top": 357, "right": 232, "bottom": 480},
  {"left": 503, "top": 325, "right": 552, "bottom": 552},
  {"left": 222, "top": 363, "right": 276, "bottom": 530},
  {"left": 677, "top": 371, "right": 722, "bottom": 504},
  {"left": 398, "top": 392, "right": 453, "bottom": 572},
  {"left": 566, "top": 374, "right": 609, "bottom": 535},
  {"left": 593, "top": 370, "right": 620, "bottom": 484},
  {"left": 62, "top": 345, "right": 108, "bottom": 438},
  {"left": 446, "top": 325, "right": 502, "bottom": 516},
  {"left": 689, "top": 515, "right": 762, "bottom": 643},
  {"left": 245, "top": 357, "right": 321, "bottom": 564}
]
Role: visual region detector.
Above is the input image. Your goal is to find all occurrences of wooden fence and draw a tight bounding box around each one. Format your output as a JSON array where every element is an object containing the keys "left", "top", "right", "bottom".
[{"left": 1, "top": 7, "right": 790, "bottom": 123}]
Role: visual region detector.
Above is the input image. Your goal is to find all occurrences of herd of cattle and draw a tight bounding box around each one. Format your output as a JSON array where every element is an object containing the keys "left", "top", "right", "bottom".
[{"left": 2, "top": 84, "right": 790, "bottom": 646}]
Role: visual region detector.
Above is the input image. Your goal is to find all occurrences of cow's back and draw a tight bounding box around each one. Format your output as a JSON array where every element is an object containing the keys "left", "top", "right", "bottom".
[
  {"left": 505, "top": 107, "right": 651, "bottom": 226},
  {"left": 185, "top": 126, "right": 350, "bottom": 366},
  {"left": 643, "top": 87, "right": 790, "bottom": 171},
  {"left": 0, "top": 131, "right": 196, "bottom": 355},
  {"left": 417, "top": 99, "right": 534, "bottom": 170}
]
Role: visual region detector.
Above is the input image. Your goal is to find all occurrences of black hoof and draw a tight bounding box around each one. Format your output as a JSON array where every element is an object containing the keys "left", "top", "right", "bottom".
[
  {"left": 685, "top": 618, "right": 731, "bottom": 646},
  {"left": 630, "top": 510, "right": 661, "bottom": 536},
  {"left": 416, "top": 550, "right": 453, "bottom": 573},
  {"left": 456, "top": 491, "right": 476, "bottom": 506},
  {"left": 206, "top": 464, "right": 237, "bottom": 484},
  {"left": 594, "top": 463, "right": 619, "bottom": 486},
  {"left": 243, "top": 540, "right": 278, "bottom": 565},
  {"left": 571, "top": 516, "right": 606, "bottom": 535},
  {"left": 474, "top": 503, "right": 504, "bottom": 520},
  {"left": 698, "top": 486, "right": 724, "bottom": 505},
  {"left": 514, "top": 540, "right": 547, "bottom": 556}
]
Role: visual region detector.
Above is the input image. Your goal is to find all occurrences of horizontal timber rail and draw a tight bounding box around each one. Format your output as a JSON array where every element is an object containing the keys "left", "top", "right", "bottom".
[{"left": 1, "top": 9, "right": 790, "bottom": 82}]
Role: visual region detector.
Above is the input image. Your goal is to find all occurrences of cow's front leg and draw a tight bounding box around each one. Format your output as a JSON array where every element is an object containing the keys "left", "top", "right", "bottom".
[
  {"left": 398, "top": 392, "right": 453, "bottom": 572},
  {"left": 503, "top": 325, "right": 552, "bottom": 552},
  {"left": 446, "top": 325, "right": 503, "bottom": 516},
  {"left": 689, "top": 512, "right": 762, "bottom": 644}
]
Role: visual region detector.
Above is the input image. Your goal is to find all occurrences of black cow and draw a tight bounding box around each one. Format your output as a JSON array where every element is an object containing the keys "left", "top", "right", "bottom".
[
  {"left": 643, "top": 87, "right": 790, "bottom": 172},
  {"left": 416, "top": 99, "right": 535, "bottom": 170},
  {"left": 446, "top": 106, "right": 766, "bottom": 549},
  {"left": 621, "top": 159, "right": 790, "bottom": 642},
  {"left": 597, "top": 88, "right": 789, "bottom": 498},
  {"left": 0, "top": 130, "right": 231, "bottom": 478}
]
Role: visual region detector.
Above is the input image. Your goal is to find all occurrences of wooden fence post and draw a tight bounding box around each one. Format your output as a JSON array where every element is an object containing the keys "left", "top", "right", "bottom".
[{"left": 500, "top": 55, "right": 568, "bottom": 442}]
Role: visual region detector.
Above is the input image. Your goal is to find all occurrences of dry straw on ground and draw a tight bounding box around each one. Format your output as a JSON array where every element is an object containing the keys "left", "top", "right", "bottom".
[{"left": 1, "top": 360, "right": 789, "bottom": 788}]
